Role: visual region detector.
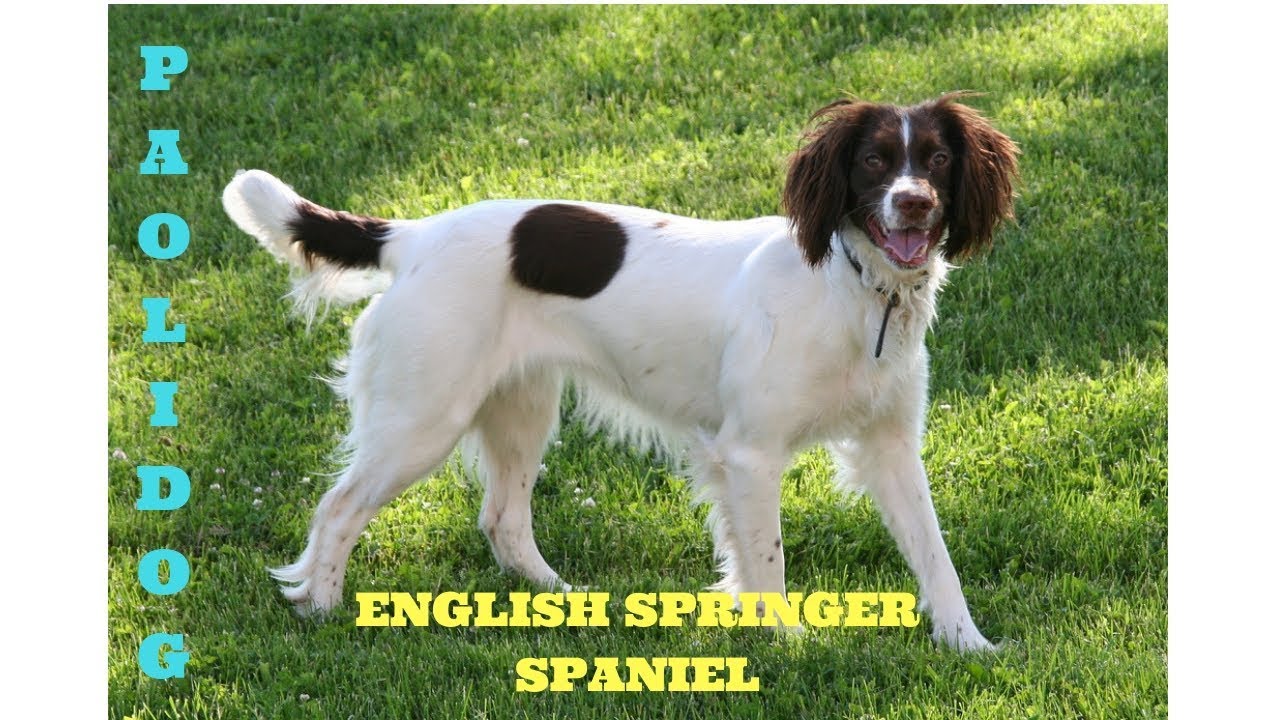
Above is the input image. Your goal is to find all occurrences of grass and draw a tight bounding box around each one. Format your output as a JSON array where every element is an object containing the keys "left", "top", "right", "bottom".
[{"left": 107, "top": 5, "right": 1167, "bottom": 719}]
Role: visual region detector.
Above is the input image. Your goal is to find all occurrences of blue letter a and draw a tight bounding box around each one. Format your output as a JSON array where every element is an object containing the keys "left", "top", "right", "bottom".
[{"left": 139, "top": 130, "right": 188, "bottom": 175}]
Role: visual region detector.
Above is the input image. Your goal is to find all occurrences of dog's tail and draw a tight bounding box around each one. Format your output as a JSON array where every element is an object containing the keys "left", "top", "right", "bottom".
[{"left": 222, "top": 169, "right": 393, "bottom": 319}]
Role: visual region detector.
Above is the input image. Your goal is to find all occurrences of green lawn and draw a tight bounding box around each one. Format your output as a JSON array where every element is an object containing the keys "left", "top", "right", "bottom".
[{"left": 107, "top": 5, "right": 1167, "bottom": 719}]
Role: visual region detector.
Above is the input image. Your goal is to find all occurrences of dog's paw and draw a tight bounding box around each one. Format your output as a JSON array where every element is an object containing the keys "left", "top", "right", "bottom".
[
  {"left": 269, "top": 563, "right": 343, "bottom": 618},
  {"left": 931, "top": 618, "right": 997, "bottom": 653},
  {"left": 536, "top": 575, "right": 579, "bottom": 593},
  {"left": 276, "top": 580, "right": 341, "bottom": 618}
]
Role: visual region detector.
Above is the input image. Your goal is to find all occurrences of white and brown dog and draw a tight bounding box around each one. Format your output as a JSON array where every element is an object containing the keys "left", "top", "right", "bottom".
[{"left": 223, "top": 92, "right": 1018, "bottom": 651}]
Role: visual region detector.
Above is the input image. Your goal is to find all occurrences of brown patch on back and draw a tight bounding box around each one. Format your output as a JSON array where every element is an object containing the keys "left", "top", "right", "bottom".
[
  {"left": 510, "top": 203, "right": 628, "bottom": 298},
  {"left": 653, "top": 219, "right": 669, "bottom": 229}
]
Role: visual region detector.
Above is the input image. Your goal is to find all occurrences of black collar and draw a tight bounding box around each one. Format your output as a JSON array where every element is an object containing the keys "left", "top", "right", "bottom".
[
  {"left": 838, "top": 238, "right": 927, "bottom": 359},
  {"left": 839, "top": 236, "right": 866, "bottom": 277}
]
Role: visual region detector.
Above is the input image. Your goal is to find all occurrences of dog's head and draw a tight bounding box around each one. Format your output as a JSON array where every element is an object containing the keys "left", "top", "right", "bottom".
[{"left": 783, "top": 93, "right": 1019, "bottom": 270}]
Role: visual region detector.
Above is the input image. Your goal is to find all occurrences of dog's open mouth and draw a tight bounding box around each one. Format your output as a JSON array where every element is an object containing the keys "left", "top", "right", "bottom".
[{"left": 866, "top": 218, "right": 944, "bottom": 268}]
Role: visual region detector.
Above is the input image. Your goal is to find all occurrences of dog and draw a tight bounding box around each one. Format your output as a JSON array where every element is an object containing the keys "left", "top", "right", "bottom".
[{"left": 222, "top": 92, "right": 1018, "bottom": 651}]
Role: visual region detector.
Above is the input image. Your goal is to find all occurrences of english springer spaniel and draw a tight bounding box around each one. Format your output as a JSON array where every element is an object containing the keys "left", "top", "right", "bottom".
[{"left": 222, "top": 92, "right": 1019, "bottom": 651}]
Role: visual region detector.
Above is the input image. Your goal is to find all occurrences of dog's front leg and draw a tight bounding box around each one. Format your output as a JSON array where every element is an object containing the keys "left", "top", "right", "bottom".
[
  {"left": 704, "top": 437, "right": 796, "bottom": 628},
  {"left": 831, "top": 434, "right": 995, "bottom": 651}
]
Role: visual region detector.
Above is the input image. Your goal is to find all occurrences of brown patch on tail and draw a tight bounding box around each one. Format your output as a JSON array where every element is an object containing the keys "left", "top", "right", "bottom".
[{"left": 287, "top": 200, "right": 390, "bottom": 269}]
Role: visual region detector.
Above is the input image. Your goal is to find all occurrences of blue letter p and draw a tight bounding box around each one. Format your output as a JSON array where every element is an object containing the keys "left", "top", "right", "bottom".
[{"left": 140, "top": 46, "right": 188, "bottom": 91}]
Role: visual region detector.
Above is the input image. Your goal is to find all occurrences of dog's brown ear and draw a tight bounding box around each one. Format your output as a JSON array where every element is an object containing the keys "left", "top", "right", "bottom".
[
  {"left": 931, "top": 93, "right": 1020, "bottom": 262},
  {"left": 784, "top": 100, "right": 879, "bottom": 267}
]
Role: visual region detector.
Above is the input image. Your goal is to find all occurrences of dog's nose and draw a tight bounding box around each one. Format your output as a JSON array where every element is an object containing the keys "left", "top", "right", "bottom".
[{"left": 893, "top": 191, "right": 936, "bottom": 219}]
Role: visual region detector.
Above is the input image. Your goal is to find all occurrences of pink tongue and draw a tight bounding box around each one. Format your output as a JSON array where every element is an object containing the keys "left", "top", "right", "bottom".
[{"left": 884, "top": 228, "right": 929, "bottom": 265}]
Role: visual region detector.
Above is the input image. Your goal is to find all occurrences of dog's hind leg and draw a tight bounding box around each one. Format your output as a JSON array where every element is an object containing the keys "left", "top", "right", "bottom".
[
  {"left": 270, "top": 412, "right": 477, "bottom": 615},
  {"left": 270, "top": 461, "right": 397, "bottom": 615},
  {"left": 270, "top": 298, "right": 499, "bottom": 615},
  {"left": 472, "top": 367, "right": 569, "bottom": 589}
]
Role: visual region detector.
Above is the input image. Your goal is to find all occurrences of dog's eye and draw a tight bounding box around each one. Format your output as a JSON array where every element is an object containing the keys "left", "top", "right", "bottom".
[
  {"left": 929, "top": 152, "right": 950, "bottom": 170},
  {"left": 864, "top": 154, "right": 885, "bottom": 170}
]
